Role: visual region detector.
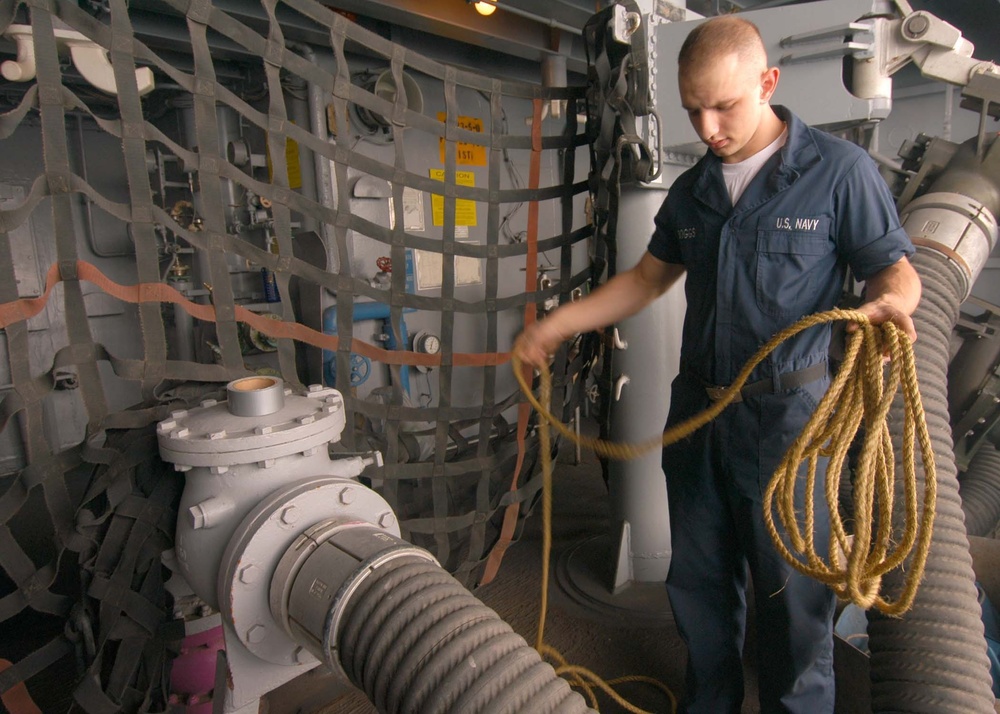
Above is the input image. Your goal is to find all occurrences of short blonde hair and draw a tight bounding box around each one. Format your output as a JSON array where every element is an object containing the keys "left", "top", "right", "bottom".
[{"left": 678, "top": 16, "right": 768, "bottom": 74}]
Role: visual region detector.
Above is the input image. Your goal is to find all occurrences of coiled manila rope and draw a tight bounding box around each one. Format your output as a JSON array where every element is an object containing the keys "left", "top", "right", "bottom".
[{"left": 514, "top": 308, "right": 936, "bottom": 709}]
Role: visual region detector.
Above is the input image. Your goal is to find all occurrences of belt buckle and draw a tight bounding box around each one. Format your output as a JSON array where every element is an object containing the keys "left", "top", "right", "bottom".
[{"left": 706, "top": 385, "right": 740, "bottom": 403}]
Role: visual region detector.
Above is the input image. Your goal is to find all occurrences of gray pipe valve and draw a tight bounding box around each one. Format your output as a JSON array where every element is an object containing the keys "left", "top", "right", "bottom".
[{"left": 157, "top": 376, "right": 397, "bottom": 712}]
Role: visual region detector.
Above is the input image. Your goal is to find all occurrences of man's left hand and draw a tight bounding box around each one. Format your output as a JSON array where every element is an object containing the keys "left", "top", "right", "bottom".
[{"left": 851, "top": 298, "right": 918, "bottom": 344}]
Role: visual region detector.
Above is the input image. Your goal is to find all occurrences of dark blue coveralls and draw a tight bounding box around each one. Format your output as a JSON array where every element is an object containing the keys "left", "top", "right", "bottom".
[{"left": 647, "top": 107, "right": 914, "bottom": 713}]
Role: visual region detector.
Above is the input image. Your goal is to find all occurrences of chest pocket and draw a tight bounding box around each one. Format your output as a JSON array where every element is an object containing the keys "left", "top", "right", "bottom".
[
  {"left": 677, "top": 224, "right": 719, "bottom": 278},
  {"left": 755, "top": 222, "right": 833, "bottom": 318}
]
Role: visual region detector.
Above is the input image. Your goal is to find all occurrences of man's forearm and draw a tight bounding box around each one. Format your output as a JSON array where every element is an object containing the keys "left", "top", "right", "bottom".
[
  {"left": 856, "top": 256, "right": 922, "bottom": 341},
  {"left": 513, "top": 252, "right": 684, "bottom": 366},
  {"left": 864, "top": 256, "right": 921, "bottom": 314},
  {"left": 543, "top": 265, "right": 676, "bottom": 339}
]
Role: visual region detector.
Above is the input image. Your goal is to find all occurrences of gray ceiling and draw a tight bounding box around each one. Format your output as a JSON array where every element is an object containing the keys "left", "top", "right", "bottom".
[
  {"left": 125, "top": 0, "right": 1000, "bottom": 85},
  {"left": 326, "top": 0, "right": 1000, "bottom": 73}
]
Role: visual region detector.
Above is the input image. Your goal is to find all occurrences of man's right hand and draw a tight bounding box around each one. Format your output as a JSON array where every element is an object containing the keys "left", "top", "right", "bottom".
[{"left": 512, "top": 319, "right": 568, "bottom": 369}]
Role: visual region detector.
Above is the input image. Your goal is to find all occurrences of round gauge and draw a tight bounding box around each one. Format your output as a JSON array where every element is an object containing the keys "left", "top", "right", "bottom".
[{"left": 420, "top": 334, "right": 441, "bottom": 355}]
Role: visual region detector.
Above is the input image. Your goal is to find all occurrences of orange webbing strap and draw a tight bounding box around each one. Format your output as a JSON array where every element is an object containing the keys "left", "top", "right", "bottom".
[
  {"left": 480, "top": 97, "right": 545, "bottom": 586},
  {"left": 0, "top": 260, "right": 509, "bottom": 370},
  {"left": 0, "top": 660, "right": 42, "bottom": 714}
]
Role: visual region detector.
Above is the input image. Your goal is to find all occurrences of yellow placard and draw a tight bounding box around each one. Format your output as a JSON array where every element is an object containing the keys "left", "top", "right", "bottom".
[
  {"left": 430, "top": 169, "right": 477, "bottom": 227},
  {"left": 265, "top": 126, "right": 303, "bottom": 190},
  {"left": 437, "top": 113, "right": 487, "bottom": 166},
  {"left": 284, "top": 135, "right": 302, "bottom": 189}
]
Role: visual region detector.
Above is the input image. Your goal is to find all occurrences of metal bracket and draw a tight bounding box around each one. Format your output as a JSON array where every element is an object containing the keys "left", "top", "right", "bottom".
[
  {"left": 614, "top": 374, "right": 630, "bottom": 401},
  {"left": 53, "top": 368, "right": 80, "bottom": 391},
  {"left": 612, "top": 327, "right": 628, "bottom": 350},
  {"left": 953, "top": 379, "right": 1000, "bottom": 471},
  {"left": 1, "top": 23, "right": 155, "bottom": 96},
  {"left": 778, "top": 22, "right": 874, "bottom": 66},
  {"left": 612, "top": 4, "right": 642, "bottom": 45}
]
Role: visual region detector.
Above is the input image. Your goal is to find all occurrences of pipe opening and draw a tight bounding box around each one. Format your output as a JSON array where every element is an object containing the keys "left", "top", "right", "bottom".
[
  {"left": 227, "top": 376, "right": 285, "bottom": 416},
  {"left": 231, "top": 376, "right": 279, "bottom": 391}
]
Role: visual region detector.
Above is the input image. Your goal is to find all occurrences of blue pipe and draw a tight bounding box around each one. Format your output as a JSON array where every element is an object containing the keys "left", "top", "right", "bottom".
[{"left": 323, "top": 302, "right": 411, "bottom": 393}]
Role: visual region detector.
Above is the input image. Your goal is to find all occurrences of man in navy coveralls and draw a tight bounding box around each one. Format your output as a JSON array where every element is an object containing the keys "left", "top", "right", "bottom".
[{"left": 514, "top": 15, "right": 922, "bottom": 713}]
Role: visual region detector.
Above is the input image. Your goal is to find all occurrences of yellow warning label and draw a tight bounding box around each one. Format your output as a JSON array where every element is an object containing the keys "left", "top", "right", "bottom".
[
  {"left": 429, "top": 169, "right": 477, "bottom": 227},
  {"left": 437, "top": 113, "right": 487, "bottom": 166},
  {"left": 266, "top": 126, "right": 303, "bottom": 190},
  {"left": 284, "top": 135, "right": 302, "bottom": 190}
]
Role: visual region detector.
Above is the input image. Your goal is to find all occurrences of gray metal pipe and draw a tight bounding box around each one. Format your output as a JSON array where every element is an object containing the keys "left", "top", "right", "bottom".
[
  {"left": 167, "top": 270, "right": 196, "bottom": 362},
  {"left": 947, "top": 312, "right": 1000, "bottom": 428},
  {"left": 606, "top": 185, "right": 677, "bottom": 586},
  {"left": 898, "top": 136, "right": 1000, "bottom": 300},
  {"left": 959, "top": 442, "right": 1000, "bottom": 537},
  {"left": 174, "top": 98, "right": 244, "bottom": 285},
  {"left": 282, "top": 73, "right": 320, "bottom": 235},
  {"left": 490, "top": 3, "right": 583, "bottom": 37},
  {"left": 293, "top": 44, "right": 340, "bottom": 273}
]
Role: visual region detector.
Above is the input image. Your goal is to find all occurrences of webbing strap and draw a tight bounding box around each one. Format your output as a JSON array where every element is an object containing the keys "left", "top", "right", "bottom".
[
  {"left": 463, "top": 79, "right": 508, "bottom": 578},
  {"left": 431, "top": 67, "right": 461, "bottom": 564},
  {"left": 72, "top": 430, "right": 181, "bottom": 713},
  {"left": 0, "top": 640, "right": 73, "bottom": 705},
  {"left": 580, "top": 2, "right": 660, "bottom": 458},
  {"left": 0, "top": 527, "right": 71, "bottom": 620},
  {"left": 259, "top": 0, "right": 300, "bottom": 385},
  {"left": 0, "top": 2, "right": 599, "bottom": 708},
  {"left": 107, "top": 0, "right": 169, "bottom": 398},
  {"left": 32, "top": 8, "right": 110, "bottom": 446},
  {"left": 0, "top": 660, "right": 41, "bottom": 714},
  {"left": 481, "top": 98, "right": 545, "bottom": 585},
  {"left": 0, "top": 261, "right": 515, "bottom": 368},
  {"left": 187, "top": 5, "right": 244, "bottom": 378}
]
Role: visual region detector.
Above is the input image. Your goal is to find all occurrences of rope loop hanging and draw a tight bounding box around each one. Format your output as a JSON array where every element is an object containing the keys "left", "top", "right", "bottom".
[{"left": 514, "top": 308, "right": 937, "bottom": 618}]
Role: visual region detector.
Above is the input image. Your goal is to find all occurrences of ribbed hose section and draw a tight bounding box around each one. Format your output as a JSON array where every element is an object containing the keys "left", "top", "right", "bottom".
[
  {"left": 336, "top": 553, "right": 595, "bottom": 714},
  {"left": 867, "top": 250, "right": 995, "bottom": 714},
  {"left": 960, "top": 442, "right": 1000, "bottom": 536}
]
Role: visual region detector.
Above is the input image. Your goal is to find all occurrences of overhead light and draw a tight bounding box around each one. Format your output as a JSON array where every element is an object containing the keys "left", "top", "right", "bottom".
[{"left": 473, "top": 0, "right": 497, "bottom": 16}]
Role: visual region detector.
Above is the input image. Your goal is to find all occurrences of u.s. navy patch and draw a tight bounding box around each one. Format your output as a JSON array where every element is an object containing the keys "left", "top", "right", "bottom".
[{"left": 773, "top": 217, "right": 823, "bottom": 231}]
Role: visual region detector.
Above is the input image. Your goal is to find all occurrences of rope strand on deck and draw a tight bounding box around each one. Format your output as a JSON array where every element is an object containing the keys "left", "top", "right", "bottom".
[{"left": 514, "top": 308, "right": 936, "bottom": 711}]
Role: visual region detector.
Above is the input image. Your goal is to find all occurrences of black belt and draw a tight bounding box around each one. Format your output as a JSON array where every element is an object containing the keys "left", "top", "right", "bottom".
[{"left": 704, "top": 362, "right": 827, "bottom": 403}]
